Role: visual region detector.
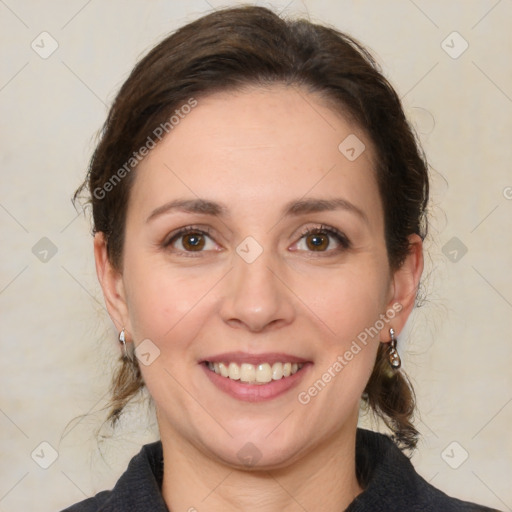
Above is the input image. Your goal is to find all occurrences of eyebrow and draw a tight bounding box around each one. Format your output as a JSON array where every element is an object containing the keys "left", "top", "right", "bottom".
[
  {"left": 283, "top": 197, "right": 368, "bottom": 224},
  {"left": 146, "top": 197, "right": 368, "bottom": 224},
  {"left": 146, "top": 198, "right": 227, "bottom": 222}
]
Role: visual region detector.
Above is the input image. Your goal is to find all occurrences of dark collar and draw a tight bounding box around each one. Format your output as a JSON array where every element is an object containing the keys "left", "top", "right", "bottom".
[
  {"left": 348, "top": 429, "right": 498, "bottom": 511},
  {"left": 63, "top": 428, "right": 499, "bottom": 511}
]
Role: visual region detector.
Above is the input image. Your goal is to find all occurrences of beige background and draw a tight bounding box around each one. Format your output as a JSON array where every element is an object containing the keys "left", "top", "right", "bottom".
[{"left": 1, "top": 1, "right": 511, "bottom": 511}]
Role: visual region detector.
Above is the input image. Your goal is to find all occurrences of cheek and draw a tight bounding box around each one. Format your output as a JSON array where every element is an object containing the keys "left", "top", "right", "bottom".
[
  {"left": 291, "top": 258, "right": 389, "bottom": 408},
  {"left": 292, "top": 259, "right": 390, "bottom": 344},
  {"left": 123, "top": 255, "right": 221, "bottom": 344}
]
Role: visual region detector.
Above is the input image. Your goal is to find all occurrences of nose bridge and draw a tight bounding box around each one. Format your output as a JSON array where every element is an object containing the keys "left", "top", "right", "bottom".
[
  {"left": 220, "top": 242, "right": 294, "bottom": 331},
  {"left": 234, "top": 248, "right": 277, "bottom": 296}
]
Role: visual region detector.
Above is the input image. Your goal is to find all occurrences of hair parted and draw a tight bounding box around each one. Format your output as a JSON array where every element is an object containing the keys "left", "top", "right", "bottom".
[{"left": 75, "top": 5, "right": 429, "bottom": 451}]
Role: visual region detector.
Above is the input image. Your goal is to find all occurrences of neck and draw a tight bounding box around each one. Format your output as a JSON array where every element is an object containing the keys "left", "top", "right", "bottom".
[{"left": 160, "top": 423, "right": 362, "bottom": 512}]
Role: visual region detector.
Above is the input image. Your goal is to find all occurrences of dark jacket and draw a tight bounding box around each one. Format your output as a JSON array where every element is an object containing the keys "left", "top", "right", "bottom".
[{"left": 61, "top": 428, "right": 500, "bottom": 511}]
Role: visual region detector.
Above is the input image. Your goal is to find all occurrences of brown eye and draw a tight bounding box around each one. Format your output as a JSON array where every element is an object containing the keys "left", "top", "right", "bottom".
[
  {"left": 166, "top": 228, "right": 216, "bottom": 253},
  {"left": 305, "top": 233, "right": 330, "bottom": 251},
  {"left": 292, "top": 226, "right": 350, "bottom": 255},
  {"left": 181, "top": 232, "right": 206, "bottom": 251}
]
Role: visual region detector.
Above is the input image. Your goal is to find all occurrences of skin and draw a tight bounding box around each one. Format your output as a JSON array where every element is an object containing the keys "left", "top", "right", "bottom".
[{"left": 95, "top": 85, "right": 423, "bottom": 512}]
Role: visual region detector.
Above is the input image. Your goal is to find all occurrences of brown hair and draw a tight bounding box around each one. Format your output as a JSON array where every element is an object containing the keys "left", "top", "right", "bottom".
[{"left": 76, "top": 5, "right": 428, "bottom": 450}]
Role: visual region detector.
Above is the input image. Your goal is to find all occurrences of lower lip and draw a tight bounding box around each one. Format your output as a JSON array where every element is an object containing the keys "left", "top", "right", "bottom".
[{"left": 202, "top": 363, "right": 312, "bottom": 402}]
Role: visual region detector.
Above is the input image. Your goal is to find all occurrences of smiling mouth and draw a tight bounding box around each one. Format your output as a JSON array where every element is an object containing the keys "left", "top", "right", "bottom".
[{"left": 205, "top": 361, "right": 305, "bottom": 385}]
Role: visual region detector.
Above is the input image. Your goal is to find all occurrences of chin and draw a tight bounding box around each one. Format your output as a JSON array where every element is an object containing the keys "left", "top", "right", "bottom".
[{"left": 210, "top": 439, "right": 308, "bottom": 472}]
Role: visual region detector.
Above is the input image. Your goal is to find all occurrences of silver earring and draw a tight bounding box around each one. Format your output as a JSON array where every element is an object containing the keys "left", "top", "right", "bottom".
[
  {"left": 387, "top": 328, "right": 401, "bottom": 369},
  {"left": 119, "top": 329, "right": 129, "bottom": 359}
]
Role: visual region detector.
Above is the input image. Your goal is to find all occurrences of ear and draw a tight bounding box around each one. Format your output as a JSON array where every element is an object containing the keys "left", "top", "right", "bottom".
[
  {"left": 381, "top": 234, "right": 424, "bottom": 340},
  {"left": 94, "top": 232, "right": 130, "bottom": 333}
]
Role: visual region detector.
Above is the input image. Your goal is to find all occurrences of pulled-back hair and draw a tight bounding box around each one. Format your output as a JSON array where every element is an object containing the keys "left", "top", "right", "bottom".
[{"left": 76, "top": 5, "right": 428, "bottom": 451}]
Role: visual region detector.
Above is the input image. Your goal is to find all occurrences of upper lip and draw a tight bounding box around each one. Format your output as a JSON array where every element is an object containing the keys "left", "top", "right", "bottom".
[{"left": 201, "top": 352, "right": 310, "bottom": 365}]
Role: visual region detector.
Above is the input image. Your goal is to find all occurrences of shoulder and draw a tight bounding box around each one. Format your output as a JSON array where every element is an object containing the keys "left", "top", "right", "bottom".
[
  {"left": 59, "top": 441, "right": 167, "bottom": 512},
  {"left": 60, "top": 491, "right": 110, "bottom": 512},
  {"left": 348, "top": 429, "right": 501, "bottom": 512}
]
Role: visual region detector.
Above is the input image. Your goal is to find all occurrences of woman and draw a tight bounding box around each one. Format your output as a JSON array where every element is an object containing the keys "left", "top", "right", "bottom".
[{"left": 63, "top": 5, "right": 500, "bottom": 511}]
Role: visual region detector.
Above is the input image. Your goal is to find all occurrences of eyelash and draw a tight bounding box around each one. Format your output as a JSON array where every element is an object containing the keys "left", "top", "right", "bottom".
[
  {"left": 163, "top": 226, "right": 214, "bottom": 257},
  {"left": 164, "top": 224, "right": 350, "bottom": 256},
  {"left": 298, "top": 225, "right": 351, "bottom": 252}
]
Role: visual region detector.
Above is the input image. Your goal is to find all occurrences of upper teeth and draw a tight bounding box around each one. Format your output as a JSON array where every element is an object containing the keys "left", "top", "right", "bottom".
[{"left": 207, "top": 361, "right": 303, "bottom": 384}]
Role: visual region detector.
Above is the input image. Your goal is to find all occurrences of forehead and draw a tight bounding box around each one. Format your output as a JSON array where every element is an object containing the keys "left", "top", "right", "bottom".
[{"left": 131, "top": 85, "right": 381, "bottom": 223}]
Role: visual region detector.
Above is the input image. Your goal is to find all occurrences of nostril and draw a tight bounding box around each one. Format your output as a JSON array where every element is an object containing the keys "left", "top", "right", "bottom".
[
  {"left": 225, "top": 318, "right": 246, "bottom": 330},
  {"left": 225, "top": 317, "right": 284, "bottom": 333}
]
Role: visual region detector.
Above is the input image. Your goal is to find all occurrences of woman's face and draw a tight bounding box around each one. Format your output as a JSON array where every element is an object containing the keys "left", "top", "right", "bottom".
[{"left": 99, "top": 85, "right": 418, "bottom": 469}]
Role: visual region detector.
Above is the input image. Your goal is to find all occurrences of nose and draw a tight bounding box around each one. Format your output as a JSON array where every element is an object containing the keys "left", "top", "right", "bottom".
[{"left": 219, "top": 250, "right": 295, "bottom": 333}]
